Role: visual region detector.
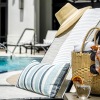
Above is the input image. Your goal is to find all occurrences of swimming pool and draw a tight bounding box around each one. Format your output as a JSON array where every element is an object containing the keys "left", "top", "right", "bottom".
[{"left": 0, "top": 56, "right": 42, "bottom": 73}]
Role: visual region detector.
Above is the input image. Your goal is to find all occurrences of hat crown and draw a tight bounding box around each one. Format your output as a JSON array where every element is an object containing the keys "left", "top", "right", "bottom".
[{"left": 55, "top": 3, "right": 77, "bottom": 25}]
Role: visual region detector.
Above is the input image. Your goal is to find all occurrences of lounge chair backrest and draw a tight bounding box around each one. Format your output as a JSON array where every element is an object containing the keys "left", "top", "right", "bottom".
[
  {"left": 43, "top": 30, "right": 57, "bottom": 44},
  {"left": 41, "top": 30, "right": 71, "bottom": 64},
  {"left": 53, "top": 8, "right": 100, "bottom": 97},
  {"left": 19, "top": 29, "right": 34, "bottom": 44},
  {"left": 53, "top": 9, "right": 100, "bottom": 65},
  {"left": 7, "top": 28, "right": 34, "bottom": 45}
]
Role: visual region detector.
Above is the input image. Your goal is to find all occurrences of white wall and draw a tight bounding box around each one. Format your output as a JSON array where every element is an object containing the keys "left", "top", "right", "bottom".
[
  {"left": 8, "top": 0, "right": 34, "bottom": 53},
  {"left": 7, "top": 0, "right": 53, "bottom": 53}
]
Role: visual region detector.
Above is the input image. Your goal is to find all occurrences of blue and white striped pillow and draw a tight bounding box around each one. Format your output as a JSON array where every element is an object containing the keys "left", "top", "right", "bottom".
[{"left": 16, "top": 61, "right": 70, "bottom": 97}]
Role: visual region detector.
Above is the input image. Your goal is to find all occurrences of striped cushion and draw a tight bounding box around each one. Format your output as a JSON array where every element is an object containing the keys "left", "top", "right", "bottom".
[{"left": 16, "top": 61, "right": 70, "bottom": 97}]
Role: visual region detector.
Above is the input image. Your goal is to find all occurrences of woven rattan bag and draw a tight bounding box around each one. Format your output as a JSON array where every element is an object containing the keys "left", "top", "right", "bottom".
[{"left": 72, "top": 27, "right": 100, "bottom": 95}]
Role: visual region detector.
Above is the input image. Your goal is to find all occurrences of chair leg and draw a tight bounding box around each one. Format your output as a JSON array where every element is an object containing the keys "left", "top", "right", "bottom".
[
  {"left": 31, "top": 45, "right": 32, "bottom": 54},
  {"left": 19, "top": 45, "right": 21, "bottom": 54},
  {"left": 33, "top": 46, "right": 35, "bottom": 54},
  {"left": 37, "top": 49, "right": 40, "bottom": 53},
  {"left": 25, "top": 48, "right": 27, "bottom": 53},
  {"left": 6, "top": 45, "right": 8, "bottom": 53}
]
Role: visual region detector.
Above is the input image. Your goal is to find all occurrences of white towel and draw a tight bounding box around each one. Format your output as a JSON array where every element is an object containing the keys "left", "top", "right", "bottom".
[
  {"left": 74, "top": 41, "right": 94, "bottom": 52},
  {"left": 53, "top": 8, "right": 100, "bottom": 65}
]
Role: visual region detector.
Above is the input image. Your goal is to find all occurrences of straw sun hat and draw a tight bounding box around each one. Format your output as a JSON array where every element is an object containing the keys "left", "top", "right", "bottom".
[{"left": 55, "top": 3, "right": 92, "bottom": 37}]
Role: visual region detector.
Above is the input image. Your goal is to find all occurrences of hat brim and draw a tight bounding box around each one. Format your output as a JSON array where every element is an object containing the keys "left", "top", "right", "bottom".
[{"left": 56, "top": 6, "right": 92, "bottom": 37}]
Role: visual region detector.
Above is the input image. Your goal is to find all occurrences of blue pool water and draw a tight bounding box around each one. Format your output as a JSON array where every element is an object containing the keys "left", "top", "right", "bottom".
[{"left": 0, "top": 56, "right": 42, "bottom": 72}]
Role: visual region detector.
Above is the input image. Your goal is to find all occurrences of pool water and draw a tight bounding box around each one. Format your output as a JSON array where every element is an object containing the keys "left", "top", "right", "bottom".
[{"left": 0, "top": 56, "right": 42, "bottom": 72}]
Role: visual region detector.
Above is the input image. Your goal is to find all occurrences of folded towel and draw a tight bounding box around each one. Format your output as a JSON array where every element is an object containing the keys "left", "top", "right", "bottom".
[{"left": 74, "top": 41, "right": 94, "bottom": 52}]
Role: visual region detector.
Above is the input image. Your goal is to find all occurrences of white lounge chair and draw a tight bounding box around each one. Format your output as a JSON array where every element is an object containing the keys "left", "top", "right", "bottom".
[
  {"left": 4, "top": 28, "right": 35, "bottom": 54},
  {"left": 34, "top": 30, "right": 57, "bottom": 53}
]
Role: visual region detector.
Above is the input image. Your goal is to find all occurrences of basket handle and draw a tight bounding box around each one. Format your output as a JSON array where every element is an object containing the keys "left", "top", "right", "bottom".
[{"left": 80, "top": 27, "right": 100, "bottom": 52}]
